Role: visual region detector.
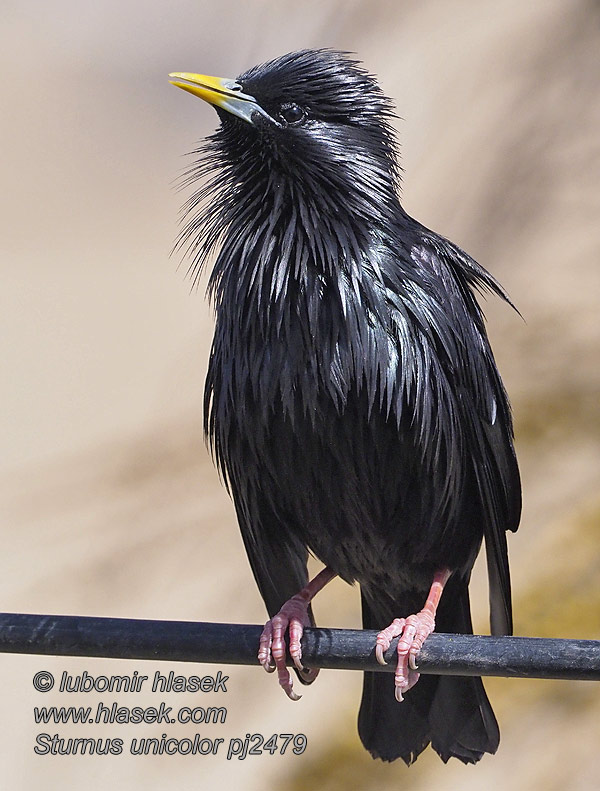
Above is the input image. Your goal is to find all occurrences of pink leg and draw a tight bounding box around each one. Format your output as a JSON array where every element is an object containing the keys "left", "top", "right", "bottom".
[
  {"left": 375, "top": 568, "right": 452, "bottom": 701},
  {"left": 258, "top": 567, "right": 337, "bottom": 701}
]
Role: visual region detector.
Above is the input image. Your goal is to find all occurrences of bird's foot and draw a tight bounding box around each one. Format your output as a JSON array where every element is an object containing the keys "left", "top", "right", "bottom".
[
  {"left": 258, "top": 594, "right": 318, "bottom": 701},
  {"left": 375, "top": 609, "right": 436, "bottom": 701},
  {"left": 257, "top": 567, "right": 336, "bottom": 700},
  {"left": 374, "top": 569, "right": 452, "bottom": 702}
]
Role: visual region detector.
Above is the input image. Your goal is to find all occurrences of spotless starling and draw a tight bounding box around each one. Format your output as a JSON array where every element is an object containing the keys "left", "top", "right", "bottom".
[{"left": 170, "top": 49, "right": 521, "bottom": 764}]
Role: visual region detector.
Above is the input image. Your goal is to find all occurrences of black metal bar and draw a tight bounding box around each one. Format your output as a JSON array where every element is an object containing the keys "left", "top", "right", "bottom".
[{"left": 0, "top": 612, "right": 598, "bottom": 681}]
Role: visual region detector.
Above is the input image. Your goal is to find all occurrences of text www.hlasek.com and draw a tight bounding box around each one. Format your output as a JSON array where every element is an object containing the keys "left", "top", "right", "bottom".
[{"left": 32, "top": 669, "right": 307, "bottom": 758}]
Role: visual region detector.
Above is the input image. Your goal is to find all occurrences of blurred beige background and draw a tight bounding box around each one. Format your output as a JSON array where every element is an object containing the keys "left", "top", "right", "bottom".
[{"left": 1, "top": 0, "right": 599, "bottom": 789}]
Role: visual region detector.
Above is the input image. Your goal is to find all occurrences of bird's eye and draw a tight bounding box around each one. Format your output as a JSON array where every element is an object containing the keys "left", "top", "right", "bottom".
[{"left": 279, "top": 103, "right": 307, "bottom": 126}]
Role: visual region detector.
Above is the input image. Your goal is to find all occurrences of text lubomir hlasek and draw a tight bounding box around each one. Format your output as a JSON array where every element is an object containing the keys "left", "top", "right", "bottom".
[{"left": 57, "top": 670, "right": 228, "bottom": 693}]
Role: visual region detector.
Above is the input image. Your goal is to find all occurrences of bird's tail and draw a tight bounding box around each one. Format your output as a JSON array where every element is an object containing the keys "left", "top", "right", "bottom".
[{"left": 358, "top": 578, "right": 499, "bottom": 764}]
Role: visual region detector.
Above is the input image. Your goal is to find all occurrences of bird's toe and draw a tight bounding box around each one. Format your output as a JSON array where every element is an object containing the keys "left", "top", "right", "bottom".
[{"left": 375, "top": 617, "right": 406, "bottom": 665}]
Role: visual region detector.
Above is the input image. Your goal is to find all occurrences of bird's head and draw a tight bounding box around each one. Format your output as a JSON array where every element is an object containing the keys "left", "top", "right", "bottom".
[{"left": 171, "top": 50, "right": 401, "bottom": 286}]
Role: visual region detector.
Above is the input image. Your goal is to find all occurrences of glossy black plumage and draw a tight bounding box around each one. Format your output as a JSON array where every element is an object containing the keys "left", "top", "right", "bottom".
[{"left": 174, "top": 49, "right": 521, "bottom": 764}]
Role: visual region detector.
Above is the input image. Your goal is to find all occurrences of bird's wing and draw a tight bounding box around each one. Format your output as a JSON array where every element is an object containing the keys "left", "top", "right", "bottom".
[
  {"left": 411, "top": 233, "right": 521, "bottom": 635},
  {"left": 467, "top": 386, "right": 521, "bottom": 635},
  {"left": 230, "top": 486, "right": 313, "bottom": 623},
  {"left": 204, "top": 334, "right": 314, "bottom": 625}
]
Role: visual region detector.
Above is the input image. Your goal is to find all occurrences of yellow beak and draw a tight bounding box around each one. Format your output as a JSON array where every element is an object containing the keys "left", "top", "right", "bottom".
[{"left": 169, "top": 72, "right": 275, "bottom": 126}]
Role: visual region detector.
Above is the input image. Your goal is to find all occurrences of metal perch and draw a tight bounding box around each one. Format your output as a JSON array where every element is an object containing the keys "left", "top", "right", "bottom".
[{"left": 0, "top": 612, "right": 598, "bottom": 681}]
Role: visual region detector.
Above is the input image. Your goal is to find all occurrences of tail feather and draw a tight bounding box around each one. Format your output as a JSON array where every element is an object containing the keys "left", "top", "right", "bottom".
[
  {"left": 358, "top": 668, "right": 437, "bottom": 764},
  {"left": 358, "top": 580, "right": 499, "bottom": 764},
  {"left": 429, "top": 675, "right": 499, "bottom": 763}
]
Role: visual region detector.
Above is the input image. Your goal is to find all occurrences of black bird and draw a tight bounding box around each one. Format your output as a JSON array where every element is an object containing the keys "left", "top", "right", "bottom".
[{"left": 170, "top": 49, "right": 521, "bottom": 765}]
